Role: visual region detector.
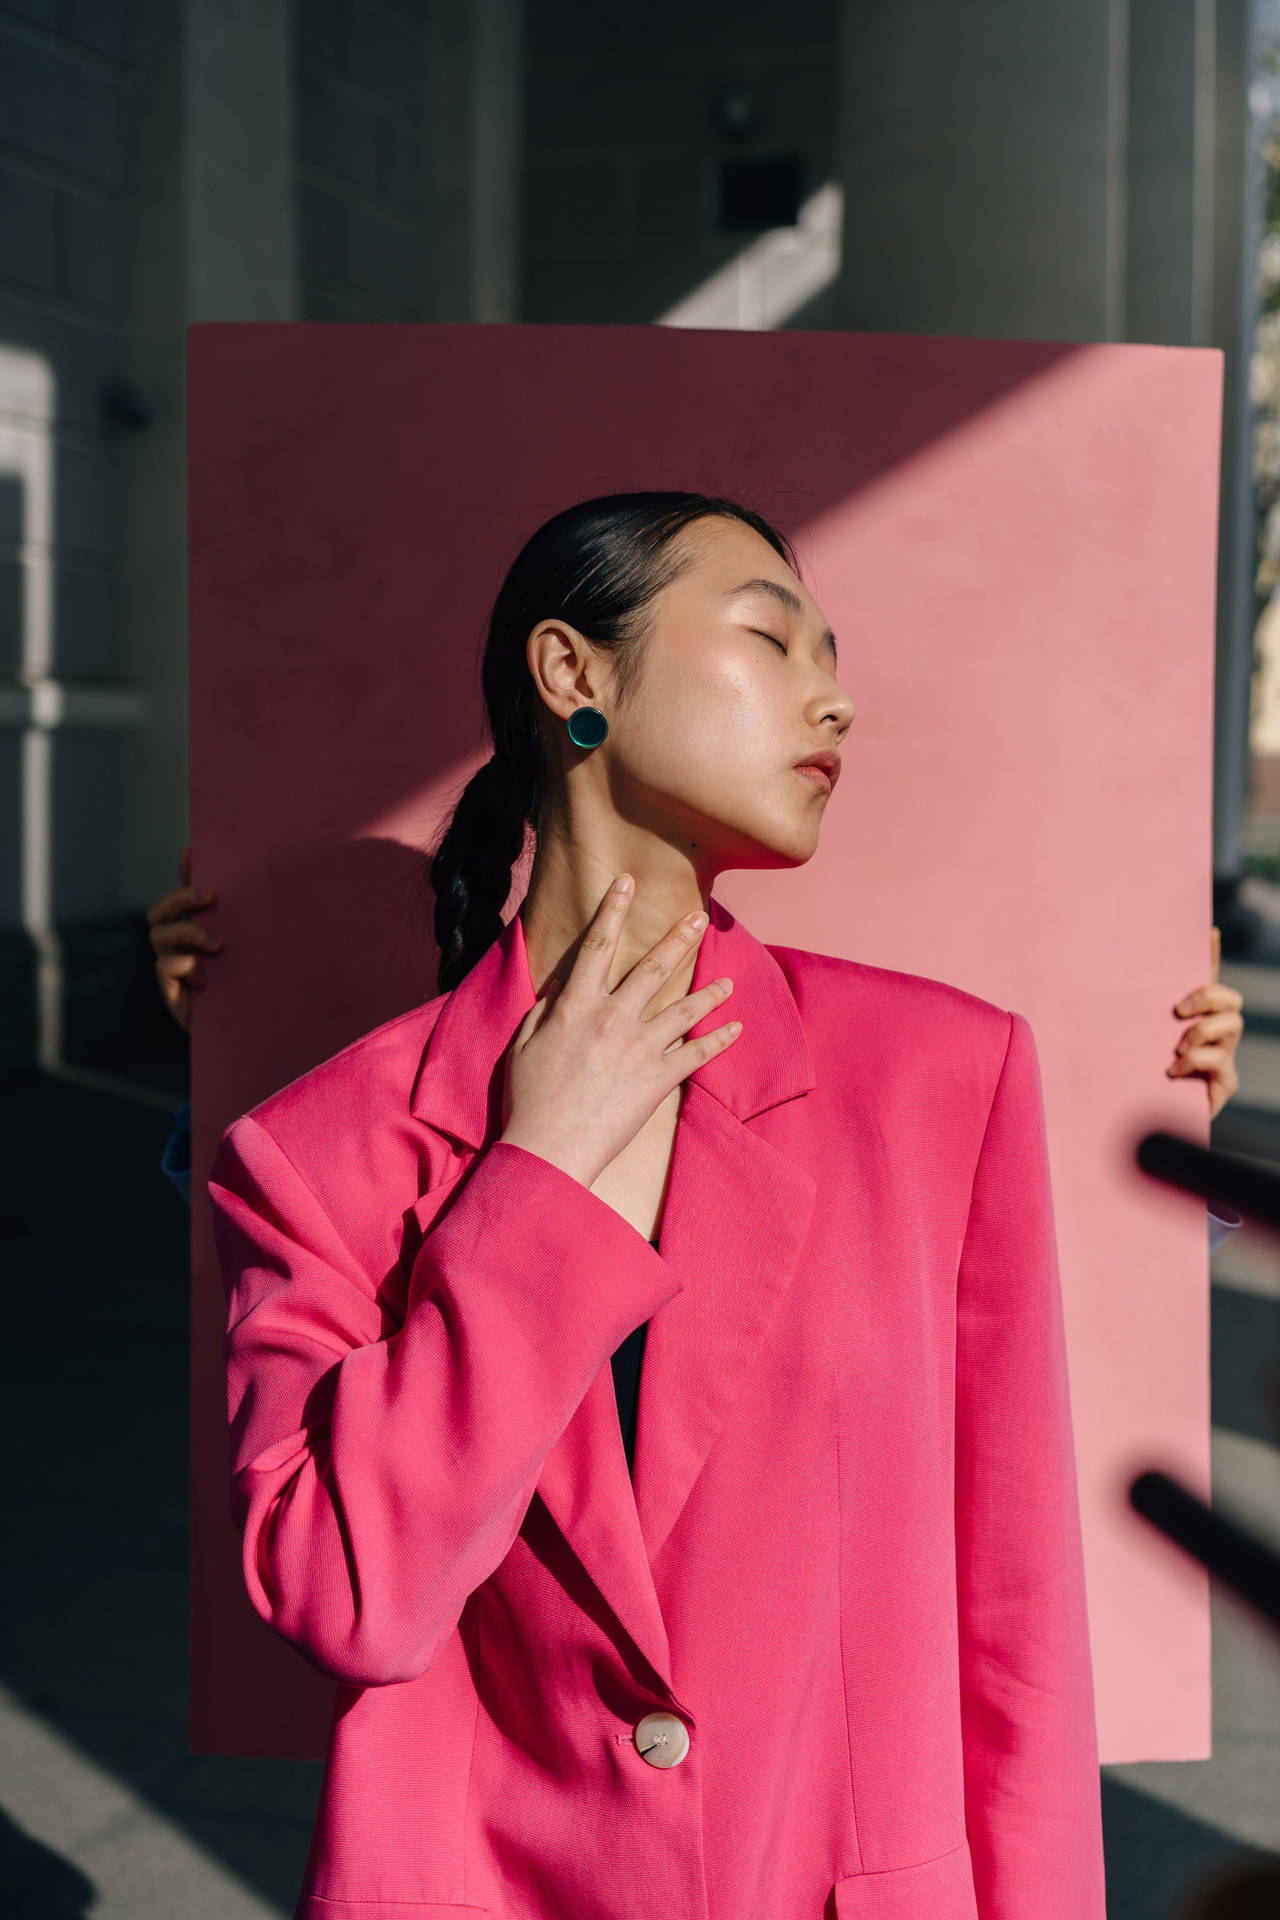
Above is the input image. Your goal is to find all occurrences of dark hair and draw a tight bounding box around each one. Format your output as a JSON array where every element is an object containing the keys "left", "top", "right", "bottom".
[{"left": 425, "top": 490, "right": 800, "bottom": 993}]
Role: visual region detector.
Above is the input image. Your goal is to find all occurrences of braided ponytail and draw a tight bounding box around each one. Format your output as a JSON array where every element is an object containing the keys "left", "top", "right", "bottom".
[
  {"left": 422, "top": 489, "right": 799, "bottom": 994},
  {"left": 428, "top": 756, "right": 532, "bottom": 995}
]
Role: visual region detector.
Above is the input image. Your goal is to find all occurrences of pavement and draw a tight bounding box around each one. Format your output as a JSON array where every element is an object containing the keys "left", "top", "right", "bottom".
[{"left": 1, "top": 916, "right": 1279, "bottom": 1919}]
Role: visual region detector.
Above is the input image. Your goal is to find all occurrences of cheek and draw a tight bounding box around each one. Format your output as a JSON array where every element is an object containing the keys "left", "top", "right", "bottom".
[
  {"left": 649, "top": 653, "right": 776, "bottom": 747},
  {"left": 646, "top": 682, "right": 775, "bottom": 792},
  {"left": 623, "top": 650, "right": 786, "bottom": 812}
]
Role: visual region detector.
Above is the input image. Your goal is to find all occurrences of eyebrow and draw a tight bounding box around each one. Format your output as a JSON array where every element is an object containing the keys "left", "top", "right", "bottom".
[{"left": 723, "top": 577, "right": 839, "bottom": 666}]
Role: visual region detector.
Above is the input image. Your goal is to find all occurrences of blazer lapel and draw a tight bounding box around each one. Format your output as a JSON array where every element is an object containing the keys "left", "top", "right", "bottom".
[
  {"left": 410, "top": 894, "right": 817, "bottom": 1696},
  {"left": 630, "top": 1075, "right": 817, "bottom": 1569}
]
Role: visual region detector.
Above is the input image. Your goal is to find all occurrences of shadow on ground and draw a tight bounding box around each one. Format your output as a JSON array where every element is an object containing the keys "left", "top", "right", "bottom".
[{"left": 0, "top": 1066, "right": 321, "bottom": 1918}]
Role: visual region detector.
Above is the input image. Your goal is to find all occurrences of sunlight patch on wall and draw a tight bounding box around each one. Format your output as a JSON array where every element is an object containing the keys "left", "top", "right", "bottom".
[{"left": 656, "top": 181, "right": 843, "bottom": 332}]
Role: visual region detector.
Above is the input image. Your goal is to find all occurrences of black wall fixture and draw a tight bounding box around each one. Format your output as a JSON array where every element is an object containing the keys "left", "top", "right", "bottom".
[{"left": 716, "top": 154, "right": 805, "bottom": 233}]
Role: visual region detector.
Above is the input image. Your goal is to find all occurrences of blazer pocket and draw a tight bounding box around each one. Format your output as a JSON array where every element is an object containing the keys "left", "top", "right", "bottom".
[
  {"left": 832, "top": 1839, "right": 977, "bottom": 1919},
  {"left": 296, "top": 1899, "right": 492, "bottom": 1919}
]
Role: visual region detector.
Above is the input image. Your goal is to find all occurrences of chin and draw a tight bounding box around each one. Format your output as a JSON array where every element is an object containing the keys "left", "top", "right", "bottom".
[{"left": 735, "top": 824, "right": 821, "bottom": 870}]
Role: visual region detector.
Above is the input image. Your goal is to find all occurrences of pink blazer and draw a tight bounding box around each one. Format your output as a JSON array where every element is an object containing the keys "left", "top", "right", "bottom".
[{"left": 209, "top": 895, "right": 1106, "bottom": 1920}]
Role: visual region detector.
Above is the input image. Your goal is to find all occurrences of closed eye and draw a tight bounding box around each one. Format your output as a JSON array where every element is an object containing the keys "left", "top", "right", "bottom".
[{"left": 754, "top": 630, "right": 787, "bottom": 653}]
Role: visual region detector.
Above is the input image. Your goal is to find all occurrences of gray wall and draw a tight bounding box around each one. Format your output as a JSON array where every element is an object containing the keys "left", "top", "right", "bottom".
[
  {"left": 0, "top": 0, "right": 138, "bottom": 1067},
  {"left": 834, "top": 0, "right": 1260, "bottom": 903},
  {"left": 0, "top": 0, "right": 521, "bottom": 1076},
  {"left": 0, "top": 0, "right": 298, "bottom": 1078},
  {"left": 0, "top": 0, "right": 1261, "bottom": 1074},
  {"left": 295, "top": 0, "right": 431, "bottom": 321},
  {"left": 521, "top": 0, "right": 841, "bottom": 327}
]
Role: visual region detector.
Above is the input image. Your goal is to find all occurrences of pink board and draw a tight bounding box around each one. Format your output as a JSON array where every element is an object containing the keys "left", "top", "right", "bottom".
[{"left": 188, "top": 322, "right": 1223, "bottom": 1762}]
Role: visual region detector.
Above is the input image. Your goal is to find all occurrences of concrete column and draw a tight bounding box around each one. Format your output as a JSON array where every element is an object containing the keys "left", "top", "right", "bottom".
[
  {"left": 121, "top": 0, "right": 296, "bottom": 930},
  {"left": 184, "top": 0, "right": 298, "bottom": 324},
  {"left": 0, "top": 2, "right": 290, "bottom": 1076},
  {"left": 833, "top": 0, "right": 1125, "bottom": 343},
  {"left": 1126, "top": 0, "right": 1213, "bottom": 345},
  {"left": 1207, "top": 1, "right": 1265, "bottom": 911},
  {"left": 1125, "top": 1, "right": 1261, "bottom": 905},
  {"left": 833, "top": 0, "right": 1261, "bottom": 940},
  {"left": 424, "top": 0, "right": 524, "bottom": 322}
]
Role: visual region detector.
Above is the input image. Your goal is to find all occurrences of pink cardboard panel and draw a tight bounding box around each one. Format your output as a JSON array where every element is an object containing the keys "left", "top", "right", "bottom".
[{"left": 188, "top": 322, "right": 1222, "bottom": 1761}]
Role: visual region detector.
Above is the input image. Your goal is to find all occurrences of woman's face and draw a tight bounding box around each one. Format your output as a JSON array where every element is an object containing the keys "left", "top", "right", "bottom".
[{"left": 569, "top": 515, "right": 856, "bottom": 882}]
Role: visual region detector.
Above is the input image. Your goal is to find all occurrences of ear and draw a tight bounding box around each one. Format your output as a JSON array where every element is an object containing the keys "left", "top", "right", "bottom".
[{"left": 526, "top": 618, "right": 597, "bottom": 716}]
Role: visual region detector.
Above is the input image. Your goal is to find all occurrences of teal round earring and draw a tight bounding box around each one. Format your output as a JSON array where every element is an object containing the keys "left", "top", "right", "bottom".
[{"left": 567, "top": 706, "right": 608, "bottom": 749}]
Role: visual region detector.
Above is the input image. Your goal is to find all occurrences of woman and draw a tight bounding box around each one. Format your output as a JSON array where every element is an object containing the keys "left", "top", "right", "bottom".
[{"left": 206, "top": 491, "right": 1221, "bottom": 1920}]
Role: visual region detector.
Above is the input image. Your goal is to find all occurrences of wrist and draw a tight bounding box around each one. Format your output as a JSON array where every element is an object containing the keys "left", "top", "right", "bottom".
[{"left": 496, "top": 1129, "right": 598, "bottom": 1190}]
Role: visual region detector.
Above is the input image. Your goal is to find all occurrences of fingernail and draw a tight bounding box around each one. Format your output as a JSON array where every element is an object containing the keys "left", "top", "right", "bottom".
[
  {"left": 613, "top": 875, "right": 632, "bottom": 894},
  {"left": 689, "top": 912, "right": 708, "bottom": 931},
  {"left": 1175, "top": 999, "right": 1191, "bottom": 1014}
]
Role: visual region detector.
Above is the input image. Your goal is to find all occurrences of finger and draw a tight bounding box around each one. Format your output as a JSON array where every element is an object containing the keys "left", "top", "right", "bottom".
[
  {"left": 667, "top": 1015, "right": 742, "bottom": 1082},
  {"left": 1174, "top": 983, "right": 1243, "bottom": 1017},
  {"left": 146, "top": 886, "right": 216, "bottom": 926},
  {"left": 1193, "top": 984, "right": 1243, "bottom": 1010},
  {"left": 651, "top": 974, "right": 734, "bottom": 1042},
  {"left": 566, "top": 875, "right": 635, "bottom": 996},
  {"left": 146, "top": 889, "right": 190, "bottom": 926},
  {"left": 1168, "top": 1045, "right": 1228, "bottom": 1076},
  {"left": 158, "top": 972, "right": 192, "bottom": 1025},
  {"left": 1174, "top": 1011, "right": 1244, "bottom": 1053},
  {"left": 151, "top": 923, "right": 222, "bottom": 955},
  {"left": 150, "top": 921, "right": 223, "bottom": 954},
  {"left": 615, "top": 908, "right": 709, "bottom": 1012},
  {"left": 159, "top": 952, "right": 202, "bottom": 983},
  {"left": 149, "top": 917, "right": 217, "bottom": 956}
]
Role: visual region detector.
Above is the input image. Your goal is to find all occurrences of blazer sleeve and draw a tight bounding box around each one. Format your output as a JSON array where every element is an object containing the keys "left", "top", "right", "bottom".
[
  {"left": 208, "top": 1119, "right": 683, "bottom": 1689},
  {"left": 954, "top": 1012, "right": 1107, "bottom": 1920}
]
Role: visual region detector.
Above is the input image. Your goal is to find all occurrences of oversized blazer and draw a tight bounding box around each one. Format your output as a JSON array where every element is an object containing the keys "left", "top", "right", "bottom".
[{"left": 208, "top": 894, "right": 1107, "bottom": 1920}]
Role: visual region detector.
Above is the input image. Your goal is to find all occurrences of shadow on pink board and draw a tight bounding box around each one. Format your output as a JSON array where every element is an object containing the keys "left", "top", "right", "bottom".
[{"left": 188, "top": 321, "right": 1222, "bottom": 1762}]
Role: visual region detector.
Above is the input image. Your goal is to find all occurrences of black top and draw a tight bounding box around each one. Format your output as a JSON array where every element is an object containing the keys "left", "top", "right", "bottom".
[{"left": 609, "top": 1236, "right": 657, "bottom": 1476}]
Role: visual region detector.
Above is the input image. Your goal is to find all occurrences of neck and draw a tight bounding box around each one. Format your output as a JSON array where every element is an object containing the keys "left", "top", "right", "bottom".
[{"left": 518, "top": 846, "right": 710, "bottom": 1012}]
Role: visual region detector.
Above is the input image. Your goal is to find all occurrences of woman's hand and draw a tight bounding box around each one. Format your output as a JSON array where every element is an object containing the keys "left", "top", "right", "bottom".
[
  {"left": 498, "top": 874, "right": 741, "bottom": 1189},
  {"left": 1167, "top": 925, "right": 1243, "bottom": 1122},
  {"left": 146, "top": 844, "right": 221, "bottom": 1034}
]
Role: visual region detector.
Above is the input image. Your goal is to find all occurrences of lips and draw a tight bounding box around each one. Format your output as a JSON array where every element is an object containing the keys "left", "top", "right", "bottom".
[
  {"left": 793, "top": 753, "right": 839, "bottom": 791},
  {"left": 794, "top": 765, "right": 832, "bottom": 792}
]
